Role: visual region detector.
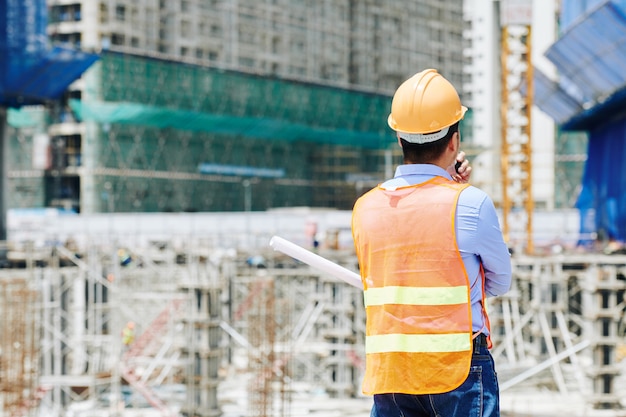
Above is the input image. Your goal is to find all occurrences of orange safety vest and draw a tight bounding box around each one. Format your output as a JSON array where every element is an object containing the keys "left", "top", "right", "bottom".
[{"left": 352, "top": 176, "right": 476, "bottom": 395}]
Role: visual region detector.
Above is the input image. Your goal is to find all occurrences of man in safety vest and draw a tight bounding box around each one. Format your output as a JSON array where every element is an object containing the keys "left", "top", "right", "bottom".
[{"left": 352, "top": 69, "right": 512, "bottom": 417}]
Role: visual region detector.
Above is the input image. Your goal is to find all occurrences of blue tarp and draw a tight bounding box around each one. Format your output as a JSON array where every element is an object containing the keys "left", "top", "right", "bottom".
[
  {"left": 576, "top": 119, "right": 626, "bottom": 244},
  {"left": 538, "top": 0, "right": 626, "bottom": 244},
  {"left": 560, "top": 0, "right": 626, "bottom": 31},
  {"left": 0, "top": 0, "right": 47, "bottom": 55},
  {"left": 1, "top": 47, "right": 99, "bottom": 107},
  {"left": 532, "top": 69, "right": 583, "bottom": 125},
  {"left": 0, "top": 0, "right": 98, "bottom": 107},
  {"left": 546, "top": 1, "right": 626, "bottom": 108},
  {"left": 534, "top": 1, "right": 626, "bottom": 129}
]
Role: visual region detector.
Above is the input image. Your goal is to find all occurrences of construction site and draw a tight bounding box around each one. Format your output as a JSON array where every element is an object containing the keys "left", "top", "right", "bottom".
[
  {"left": 2, "top": 0, "right": 626, "bottom": 416},
  {"left": 0, "top": 211, "right": 625, "bottom": 417}
]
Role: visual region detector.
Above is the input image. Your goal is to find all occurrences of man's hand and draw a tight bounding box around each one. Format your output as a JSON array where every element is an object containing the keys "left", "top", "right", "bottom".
[{"left": 448, "top": 151, "right": 472, "bottom": 183}]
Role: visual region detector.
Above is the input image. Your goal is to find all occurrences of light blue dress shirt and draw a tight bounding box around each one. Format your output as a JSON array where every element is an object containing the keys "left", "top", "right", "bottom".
[{"left": 380, "top": 164, "right": 512, "bottom": 335}]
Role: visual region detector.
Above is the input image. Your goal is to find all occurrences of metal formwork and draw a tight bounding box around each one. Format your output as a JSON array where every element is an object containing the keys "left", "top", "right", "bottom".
[
  {"left": 490, "top": 255, "right": 626, "bottom": 413},
  {"left": 3, "top": 235, "right": 626, "bottom": 416},
  {"left": 225, "top": 250, "right": 365, "bottom": 416},
  {"left": 8, "top": 239, "right": 227, "bottom": 417}
]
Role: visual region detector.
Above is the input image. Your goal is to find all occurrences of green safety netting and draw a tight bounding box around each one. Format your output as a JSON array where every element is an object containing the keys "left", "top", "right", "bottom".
[
  {"left": 86, "top": 52, "right": 394, "bottom": 149},
  {"left": 7, "top": 107, "right": 37, "bottom": 128},
  {"left": 69, "top": 99, "right": 391, "bottom": 149}
]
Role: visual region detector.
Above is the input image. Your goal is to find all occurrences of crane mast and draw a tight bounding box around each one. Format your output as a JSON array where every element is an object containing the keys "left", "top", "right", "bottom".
[{"left": 500, "top": 1, "right": 534, "bottom": 254}]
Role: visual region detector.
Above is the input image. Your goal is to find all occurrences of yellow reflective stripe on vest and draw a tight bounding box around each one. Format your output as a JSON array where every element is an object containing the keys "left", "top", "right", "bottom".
[
  {"left": 366, "top": 333, "right": 471, "bottom": 354},
  {"left": 364, "top": 285, "right": 468, "bottom": 306}
]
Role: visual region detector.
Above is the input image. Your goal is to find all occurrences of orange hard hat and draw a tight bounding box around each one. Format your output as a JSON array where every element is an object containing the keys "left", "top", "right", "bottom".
[{"left": 387, "top": 69, "right": 467, "bottom": 143}]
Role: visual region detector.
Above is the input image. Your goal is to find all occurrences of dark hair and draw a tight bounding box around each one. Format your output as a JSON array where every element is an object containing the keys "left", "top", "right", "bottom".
[{"left": 400, "top": 122, "right": 459, "bottom": 164}]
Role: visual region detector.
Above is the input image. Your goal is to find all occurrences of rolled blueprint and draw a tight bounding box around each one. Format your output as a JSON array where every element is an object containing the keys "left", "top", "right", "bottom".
[{"left": 269, "top": 235, "right": 363, "bottom": 289}]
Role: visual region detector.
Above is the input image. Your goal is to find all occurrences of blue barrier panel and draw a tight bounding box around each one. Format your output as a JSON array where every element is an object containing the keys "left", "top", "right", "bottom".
[{"left": 0, "top": 0, "right": 98, "bottom": 107}]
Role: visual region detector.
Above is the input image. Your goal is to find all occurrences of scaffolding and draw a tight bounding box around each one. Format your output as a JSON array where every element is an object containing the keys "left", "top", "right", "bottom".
[
  {"left": 489, "top": 254, "right": 626, "bottom": 412},
  {"left": 227, "top": 252, "right": 365, "bottom": 410},
  {"left": 0, "top": 274, "right": 42, "bottom": 417},
  {"left": 0, "top": 219, "right": 625, "bottom": 416},
  {"left": 11, "top": 239, "right": 226, "bottom": 417},
  {"left": 5, "top": 51, "right": 403, "bottom": 214}
]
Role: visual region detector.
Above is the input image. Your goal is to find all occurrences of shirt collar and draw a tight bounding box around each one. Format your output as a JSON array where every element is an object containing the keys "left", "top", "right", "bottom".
[
  {"left": 379, "top": 164, "right": 453, "bottom": 190},
  {"left": 394, "top": 164, "right": 453, "bottom": 181}
]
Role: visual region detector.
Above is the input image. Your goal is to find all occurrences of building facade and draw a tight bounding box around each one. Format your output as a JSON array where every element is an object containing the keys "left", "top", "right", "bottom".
[
  {"left": 48, "top": 0, "right": 465, "bottom": 92},
  {"left": 5, "top": 0, "right": 468, "bottom": 213}
]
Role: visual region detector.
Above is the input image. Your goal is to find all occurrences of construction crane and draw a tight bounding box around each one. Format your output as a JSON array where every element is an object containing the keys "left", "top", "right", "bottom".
[{"left": 500, "top": 0, "right": 534, "bottom": 254}]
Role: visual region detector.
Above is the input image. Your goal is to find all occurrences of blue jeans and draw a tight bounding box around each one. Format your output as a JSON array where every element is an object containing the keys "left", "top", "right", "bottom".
[{"left": 370, "top": 342, "right": 500, "bottom": 417}]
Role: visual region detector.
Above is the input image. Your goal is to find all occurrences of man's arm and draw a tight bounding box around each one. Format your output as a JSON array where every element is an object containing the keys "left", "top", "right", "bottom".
[{"left": 476, "top": 196, "right": 512, "bottom": 297}]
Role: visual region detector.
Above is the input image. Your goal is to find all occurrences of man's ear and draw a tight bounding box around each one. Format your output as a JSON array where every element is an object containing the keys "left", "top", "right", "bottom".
[
  {"left": 449, "top": 132, "right": 459, "bottom": 152},
  {"left": 397, "top": 135, "right": 403, "bottom": 148}
]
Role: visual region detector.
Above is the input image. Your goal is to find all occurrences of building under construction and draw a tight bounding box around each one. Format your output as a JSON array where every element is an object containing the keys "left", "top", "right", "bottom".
[
  {"left": 4, "top": 0, "right": 467, "bottom": 215},
  {"left": 4, "top": 0, "right": 585, "bottom": 245},
  {"left": 0, "top": 212, "right": 625, "bottom": 417},
  {"left": 8, "top": 54, "right": 396, "bottom": 213}
]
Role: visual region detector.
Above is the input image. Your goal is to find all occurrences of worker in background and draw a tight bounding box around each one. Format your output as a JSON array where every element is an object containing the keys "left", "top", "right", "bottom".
[
  {"left": 122, "top": 321, "right": 136, "bottom": 347},
  {"left": 351, "top": 69, "right": 512, "bottom": 417},
  {"left": 305, "top": 218, "right": 320, "bottom": 249}
]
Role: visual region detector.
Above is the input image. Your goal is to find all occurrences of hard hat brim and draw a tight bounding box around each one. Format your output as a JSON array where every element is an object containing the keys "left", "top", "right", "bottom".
[{"left": 388, "top": 105, "right": 468, "bottom": 136}]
